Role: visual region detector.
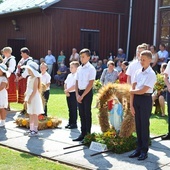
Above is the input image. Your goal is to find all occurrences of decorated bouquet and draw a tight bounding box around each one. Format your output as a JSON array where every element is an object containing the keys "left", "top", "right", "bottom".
[
  {"left": 93, "top": 79, "right": 102, "bottom": 92},
  {"left": 154, "top": 73, "right": 165, "bottom": 91},
  {"left": 15, "top": 114, "right": 62, "bottom": 130}
]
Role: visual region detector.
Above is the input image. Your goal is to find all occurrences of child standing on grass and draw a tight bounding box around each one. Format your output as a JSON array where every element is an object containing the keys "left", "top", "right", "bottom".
[
  {"left": 73, "top": 49, "right": 96, "bottom": 142},
  {"left": 40, "top": 62, "right": 51, "bottom": 116},
  {"left": 22, "top": 62, "right": 44, "bottom": 136},
  {"left": 64, "top": 61, "right": 80, "bottom": 129},
  {"left": 0, "top": 63, "right": 8, "bottom": 127},
  {"left": 129, "top": 50, "right": 156, "bottom": 160}
]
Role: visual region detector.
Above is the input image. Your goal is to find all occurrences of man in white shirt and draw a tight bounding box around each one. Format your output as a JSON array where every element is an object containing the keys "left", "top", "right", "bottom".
[
  {"left": 157, "top": 43, "right": 169, "bottom": 73},
  {"left": 126, "top": 44, "right": 146, "bottom": 84},
  {"left": 162, "top": 61, "right": 170, "bottom": 140},
  {"left": 129, "top": 50, "right": 156, "bottom": 160},
  {"left": 45, "top": 50, "right": 56, "bottom": 75},
  {"left": 73, "top": 49, "right": 96, "bottom": 142}
]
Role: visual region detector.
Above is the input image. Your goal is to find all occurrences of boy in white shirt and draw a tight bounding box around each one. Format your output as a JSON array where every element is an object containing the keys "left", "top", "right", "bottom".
[
  {"left": 126, "top": 44, "right": 146, "bottom": 84},
  {"left": 40, "top": 62, "right": 51, "bottom": 116},
  {"left": 64, "top": 61, "right": 80, "bottom": 129},
  {"left": 129, "top": 50, "right": 156, "bottom": 160},
  {"left": 73, "top": 49, "right": 96, "bottom": 142}
]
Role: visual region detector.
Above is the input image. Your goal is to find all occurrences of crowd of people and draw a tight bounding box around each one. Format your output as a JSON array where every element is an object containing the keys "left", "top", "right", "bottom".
[{"left": 0, "top": 43, "right": 170, "bottom": 161}]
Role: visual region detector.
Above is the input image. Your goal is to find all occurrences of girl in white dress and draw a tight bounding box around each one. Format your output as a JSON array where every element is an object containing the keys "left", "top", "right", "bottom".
[
  {"left": 22, "top": 62, "right": 44, "bottom": 136},
  {"left": 0, "top": 63, "right": 8, "bottom": 127}
]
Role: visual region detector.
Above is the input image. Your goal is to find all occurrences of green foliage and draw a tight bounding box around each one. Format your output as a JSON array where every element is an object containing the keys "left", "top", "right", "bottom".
[
  {"left": 93, "top": 79, "right": 102, "bottom": 92},
  {"left": 0, "top": 0, "right": 3, "bottom": 4},
  {"left": 154, "top": 73, "right": 165, "bottom": 91},
  {"left": 84, "top": 132, "right": 137, "bottom": 154}
]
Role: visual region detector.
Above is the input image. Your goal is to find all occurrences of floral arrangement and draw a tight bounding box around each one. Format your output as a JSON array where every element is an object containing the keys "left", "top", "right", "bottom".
[
  {"left": 97, "top": 83, "right": 135, "bottom": 137},
  {"left": 84, "top": 128, "right": 137, "bottom": 154},
  {"left": 93, "top": 79, "right": 102, "bottom": 92},
  {"left": 154, "top": 73, "right": 165, "bottom": 91},
  {"left": 15, "top": 115, "right": 62, "bottom": 130},
  {"left": 114, "top": 79, "right": 120, "bottom": 84}
]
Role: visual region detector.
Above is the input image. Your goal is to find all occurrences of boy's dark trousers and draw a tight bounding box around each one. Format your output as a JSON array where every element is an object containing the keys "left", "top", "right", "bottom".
[
  {"left": 133, "top": 94, "right": 152, "bottom": 153},
  {"left": 43, "top": 90, "right": 50, "bottom": 116},
  {"left": 78, "top": 89, "right": 93, "bottom": 137},
  {"left": 167, "top": 91, "right": 170, "bottom": 133},
  {"left": 66, "top": 92, "right": 77, "bottom": 125}
]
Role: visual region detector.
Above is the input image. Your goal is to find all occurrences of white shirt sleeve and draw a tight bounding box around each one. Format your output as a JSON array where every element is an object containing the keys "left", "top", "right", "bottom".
[
  {"left": 7, "top": 58, "right": 16, "bottom": 77},
  {"left": 53, "top": 56, "right": 56, "bottom": 63},
  {"left": 144, "top": 73, "right": 156, "bottom": 88},
  {"left": 47, "top": 74, "right": 51, "bottom": 84},
  {"left": 2, "top": 77, "right": 8, "bottom": 83},
  {"left": 69, "top": 55, "right": 73, "bottom": 61},
  {"left": 133, "top": 70, "right": 138, "bottom": 83},
  {"left": 22, "top": 59, "right": 33, "bottom": 78},
  {"left": 164, "top": 61, "right": 170, "bottom": 76},
  {"left": 89, "top": 67, "right": 96, "bottom": 80},
  {"left": 64, "top": 75, "right": 69, "bottom": 84},
  {"left": 126, "top": 63, "right": 132, "bottom": 76}
]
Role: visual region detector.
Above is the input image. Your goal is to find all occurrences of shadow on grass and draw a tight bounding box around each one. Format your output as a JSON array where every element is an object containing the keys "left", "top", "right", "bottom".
[{"left": 20, "top": 153, "right": 35, "bottom": 159}]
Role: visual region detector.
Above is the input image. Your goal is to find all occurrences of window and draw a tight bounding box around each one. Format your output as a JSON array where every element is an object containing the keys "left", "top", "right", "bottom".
[
  {"left": 160, "top": 11, "right": 170, "bottom": 47},
  {"left": 81, "top": 29, "right": 99, "bottom": 53},
  {"left": 162, "top": 0, "right": 170, "bottom": 6}
]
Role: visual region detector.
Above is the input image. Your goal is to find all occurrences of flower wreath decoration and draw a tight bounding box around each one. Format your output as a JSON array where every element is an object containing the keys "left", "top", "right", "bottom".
[{"left": 97, "top": 83, "right": 135, "bottom": 138}]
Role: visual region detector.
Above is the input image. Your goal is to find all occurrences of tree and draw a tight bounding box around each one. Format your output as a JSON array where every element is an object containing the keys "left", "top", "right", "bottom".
[{"left": 0, "top": 0, "right": 3, "bottom": 3}]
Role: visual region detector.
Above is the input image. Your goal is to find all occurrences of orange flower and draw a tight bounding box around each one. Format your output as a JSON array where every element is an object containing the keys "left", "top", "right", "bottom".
[
  {"left": 46, "top": 120, "right": 52, "bottom": 127},
  {"left": 22, "top": 119, "right": 27, "bottom": 126}
]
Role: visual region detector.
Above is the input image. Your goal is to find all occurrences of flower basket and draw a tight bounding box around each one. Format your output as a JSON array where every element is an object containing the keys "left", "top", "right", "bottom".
[
  {"left": 154, "top": 74, "right": 165, "bottom": 91},
  {"left": 15, "top": 115, "right": 62, "bottom": 130},
  {"left": 93, "top": 79, "right": 102, "bottom": 93}
]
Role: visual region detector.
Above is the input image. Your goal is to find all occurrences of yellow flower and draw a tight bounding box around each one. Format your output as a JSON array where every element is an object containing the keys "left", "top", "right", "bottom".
[
  {"left": 46, "top": 120, "right": 53, "bottom": 127},
  {"left": 154, "top": 74, "right": 165, "bottom": 90},
  {"left": 22, "top": 119, "right": 27, "bottom": 126}
]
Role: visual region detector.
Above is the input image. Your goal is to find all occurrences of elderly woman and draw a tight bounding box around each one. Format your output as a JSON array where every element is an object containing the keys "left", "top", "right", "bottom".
[{"left": 100, "top": 61, "right": 118, "bottom": 85}]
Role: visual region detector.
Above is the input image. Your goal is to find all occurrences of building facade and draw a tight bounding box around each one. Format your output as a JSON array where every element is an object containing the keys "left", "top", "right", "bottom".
[{"left": 0, "top": 0, "right": 167, "bottom": 63}]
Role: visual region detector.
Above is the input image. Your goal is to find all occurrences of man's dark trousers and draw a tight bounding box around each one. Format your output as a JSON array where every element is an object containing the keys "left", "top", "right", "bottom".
[
  {"left": 66, "top": 92, "right": 77, "bottom": 125},
  {"left": 78, "top": 89, "right": 93, "bottom": 137},
  {"left": 133, "top": 94, "right": 152, "bottom": 153}
]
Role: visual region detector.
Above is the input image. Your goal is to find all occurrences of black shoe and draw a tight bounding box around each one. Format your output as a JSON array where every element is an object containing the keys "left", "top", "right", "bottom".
[
  {"left": 20, "top": 109, "right": 26, "bottom": 115},
  {"left": 129, "top": 151, "right": 141, "bottom": 158},
  {"left": 161, "top": 134, "right": 170, "bottom": 140},
  {"left": 68, "top": 124, "right": 77, "bottom": 129},
  {"left": 72, "top": 135, "right": 84, "bottom": 141},
  {"left": 80, "top": 139, "right": 85, "bottom": 144},
  {"left": 138, "top": 153, "right": 148, "bottom": 161},
  {"left": 65, "top": 124, "right": 70, "bottom": 128}
]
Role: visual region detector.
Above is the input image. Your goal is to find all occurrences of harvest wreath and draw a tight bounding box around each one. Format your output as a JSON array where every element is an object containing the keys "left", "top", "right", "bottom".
[
  {"left": 85, "top": 83, "right": 137, "bottom": 154},
  {"left": 15, "top": 114, "right": 62, "bottom": 130}
]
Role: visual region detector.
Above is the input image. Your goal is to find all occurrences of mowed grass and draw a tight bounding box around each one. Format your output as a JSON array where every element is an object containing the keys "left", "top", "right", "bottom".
[
  {"left": 10, "top": 84, "right": 169, "bottom": 135},
  {"left": 0, "top": 146, "right": 78, "bottom": 170}
]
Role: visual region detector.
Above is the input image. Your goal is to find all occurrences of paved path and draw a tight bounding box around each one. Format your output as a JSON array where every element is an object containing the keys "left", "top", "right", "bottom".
[{"left": 0, "top": 111, "right": 170, "bottom": 170}]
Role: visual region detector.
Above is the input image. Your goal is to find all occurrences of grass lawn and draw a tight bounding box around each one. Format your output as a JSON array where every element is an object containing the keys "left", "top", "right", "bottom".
[
  {"left": 0, "top": 146, "right": 79, "bottom": 170},
  {"left": 10, "top": 84, "right": 169, "bottom": 135}
]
